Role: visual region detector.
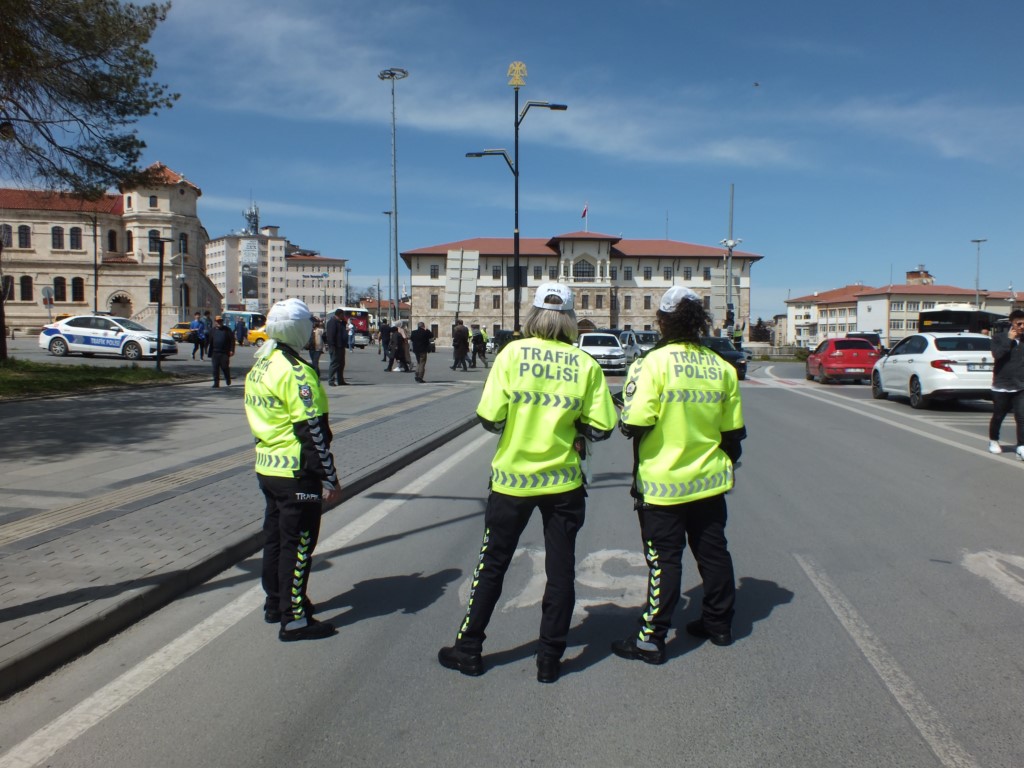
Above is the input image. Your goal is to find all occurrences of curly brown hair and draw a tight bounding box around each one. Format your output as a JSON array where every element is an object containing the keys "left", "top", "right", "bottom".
[{"left": 657, "top": 297, "right": 709, "bottom": 343}]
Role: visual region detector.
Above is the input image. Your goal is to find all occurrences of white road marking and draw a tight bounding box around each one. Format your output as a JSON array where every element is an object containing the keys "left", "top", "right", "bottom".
[
  {"left": 0, "top": 433, "right": 493, "bottom": 768},
  {"left": 962, "top": 550, "right": 1024, "bottom": 606},
  {"left": 794, "top": 554, "right": 980, "bottom": 768}
]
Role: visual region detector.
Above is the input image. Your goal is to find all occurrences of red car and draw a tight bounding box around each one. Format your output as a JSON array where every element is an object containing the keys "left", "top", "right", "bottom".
[{"left": 805, "top": 338, "right": 881, "bottom": 384}]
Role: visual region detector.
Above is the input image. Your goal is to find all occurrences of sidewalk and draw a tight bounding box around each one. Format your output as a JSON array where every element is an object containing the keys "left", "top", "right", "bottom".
[{"left": 0, "top": 344, "right": 487, "bottom": 697}]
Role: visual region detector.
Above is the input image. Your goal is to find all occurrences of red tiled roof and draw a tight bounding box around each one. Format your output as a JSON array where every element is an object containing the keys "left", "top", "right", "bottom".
[
  {"left": 788, "top": 284, "right": 878, "bottom": 304},
  {"left": 286, "top": 253, "right": 345, "bottom": 264},
  {"left": 853, "top": 284, "right": 978, "bottom": 297},
  {"left": 404, "top": 235, "right": 763, "bottom": 260},
  {"left": 142, "top": 162, "right": 202, "bottom": 195},
  {"left": 0, "top": 188, "right": 123, "bottom": 215}
]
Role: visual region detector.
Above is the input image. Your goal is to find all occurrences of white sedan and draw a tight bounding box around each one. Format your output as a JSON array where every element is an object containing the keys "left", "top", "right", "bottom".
[
  {"left": 871, "top": 332, "right": 993, "bottom": 409},
  {"left": 39, "top": 314, "right": 178, "bottom": 360},
  {"left": 577, "top": 332, "right": 628, "bottom": 374}
]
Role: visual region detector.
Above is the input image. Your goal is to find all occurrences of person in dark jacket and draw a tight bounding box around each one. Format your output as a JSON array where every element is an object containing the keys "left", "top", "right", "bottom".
[
  {"left": 324, "top": 309, "right": 348, "bottom": 386},
  {"left": 410, "top": 321, "right": 434, "bottom": 383},
  {"left": 451, "top": 319, "right": 470, "bottom": 371},
  {"left": 234, "top": 317, "right": 248, "bottom": 347},
  {"left": 989, "top": 309, "right": 1024, "bottom": 457},
  {"left": 209, "top": 315, "right": 236, "bottom": 387},
  {"left": 380, "top": 321, "right": 393, "bottom": 366}
]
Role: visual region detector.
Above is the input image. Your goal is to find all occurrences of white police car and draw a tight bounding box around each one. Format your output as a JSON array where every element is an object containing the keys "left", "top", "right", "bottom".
[{"left": 39, "top": 314, "right": 178, "bottom": 360}]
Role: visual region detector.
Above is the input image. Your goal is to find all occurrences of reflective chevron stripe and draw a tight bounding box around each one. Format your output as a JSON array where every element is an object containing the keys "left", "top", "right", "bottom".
[
  {"left": 509, "top": 390, "right": 582, "bottom": 411},
  {"left": 639, "top": 540, "right": 662, "bottom": 642},
  {"left": 255, "top": 451, "right": 300, "bottom": 470},
  {"left": 458, "top": 527, "right": 491, "bottom": 640},
  {"left": 244, "top": 394, "right": 281, "bottom": 408},
  {"left": 491, "top": 466, "right": 580, "bottom": 490},
  {"left": 640, "top": 467, "right": 732, "bottom": 500},
  {"left": 660, "top": 389, "right": 726, "bottom": 404}
]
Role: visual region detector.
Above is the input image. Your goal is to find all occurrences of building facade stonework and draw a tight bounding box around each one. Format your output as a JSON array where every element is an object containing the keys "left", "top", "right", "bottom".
[{"left": 402, "top": 232, "right": 761, "bottom": 346}]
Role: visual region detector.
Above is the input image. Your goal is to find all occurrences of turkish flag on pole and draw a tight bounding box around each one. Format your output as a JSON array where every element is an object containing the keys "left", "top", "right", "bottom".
[{"left": 581, "top": 203, "right": 588, "bottom": 218}]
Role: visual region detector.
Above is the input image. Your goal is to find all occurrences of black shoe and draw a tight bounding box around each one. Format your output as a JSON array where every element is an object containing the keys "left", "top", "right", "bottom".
[
  {"left": 211, "top": 384, "right": 219, "bottom": 388},
  {"left": 536, "top": 655, "right": 560, "bottom": 683},
  {"left": 685, "top": 620, "right": 733, "bottom": 646},
  {"left": 450, "top": 366, "right": 457, "bottom": 370},
  {"left": 339, "top": 381, "right": 349, "bottom": 385},
  {"left": 265, "top": 599, "right": 317, "bottom": 624},
  {"left": 328, "top": 382, "right": 338, "bottom": 387},
  {"left": 438, "top": 646, "right": 484, "bottom": 676},
  {"left": 611, "top": 636, "right": 666, "bottom": 665},
  {"left": 278, "top": 618, "right": 336, "bottom": 642},
  {"left": 415, "top": 377, "right": 423, "bottom": 383}
]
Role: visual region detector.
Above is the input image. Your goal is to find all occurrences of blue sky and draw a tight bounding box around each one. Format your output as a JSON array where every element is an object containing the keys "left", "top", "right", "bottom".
[{"left": 135, "top": 0, "right": 1024, "bottom": 321}]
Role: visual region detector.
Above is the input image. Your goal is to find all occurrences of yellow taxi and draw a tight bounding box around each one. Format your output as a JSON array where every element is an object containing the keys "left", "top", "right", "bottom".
[
  {"left": 168, "top": 322, "right": 193, "bottom": 342},
  {"left": 248, "top": 326, "right": 269, "bottom": 347}
]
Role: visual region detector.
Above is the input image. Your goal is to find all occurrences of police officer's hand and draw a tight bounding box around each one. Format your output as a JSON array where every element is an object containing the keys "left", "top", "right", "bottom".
[{"left": 322, "top": 485, "right": 343, "bottom": 509}]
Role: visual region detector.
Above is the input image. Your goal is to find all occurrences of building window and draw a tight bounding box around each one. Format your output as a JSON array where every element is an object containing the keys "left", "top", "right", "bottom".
[
  {"left": 907, "top": 319, "right": 918, "bottom": 331},
  {"left": 53, "top": 276, "right": 67, "bottom": 301},
  {"left": 474, "top": 295, "right": 480, "bottom": 309},
  {"left": 596, "top": 294, "right": 604, "bottom": 309},
  {"left": 573, "top": 261, "right": 595, "bottom": 282},
  {"left": 703, "top": 295, "right": 711, "bottom": 311},
  {"left": 889, "top": 319, "right": 904, "bottom": 330},
  {"left": 52, "top": 226, "right": 64, "bottom": 250},
  {"left": 534, "top": 265, "right": 542, "bottom": 279},
  {"left": 107, "top": 230, "right": 117, "bottom": 252},
  {"left": 663, "top": 267, "right": 672, "bottom": 281},
  {"left": 492, "top": 294, "right": 500, "bottom": 309},
  {"left": 149, "top": 279, "right": 160, "bottom": 303},
  {"left": 610, "top": 266, "right": 618, "bottom": 280},
  {"left": 148, "top": 230, "right": 160, "bottom": 252},
  {"left": 890, "top": 301, "right": 904, "bottom": 311},
  {"left": 126, "top": 231, "right": 133, "bottom": 253},
  {"left": 624, "top": 295, "right": 632, "bottom": 310},
  {"left": 71, "top": 277, "right": 84, "bottom": 302},
  {"left": 683, "top": 267, "right": 692, "bottom": 280},
  {"left": 18, "top": 225, "right": 31, "bottom": 248},
  {"left": 611, "top": 295, "right": 618, "bottom": 310},
  {"left": 1, "top": 275, "right": 12, "bottom": 301},
  {"left": 69, "top": 227, "right": 82, "bottom": 250},
  {"left": 149, "top": 195, "right": 158, "bottom": 208},
  {"left": 644, "top": 295, "right": 652, "bottom": 310},
  {"left": 922, "top": 301, "right": 935, "bottom": 310},
  {"left": 548, "top": 266, "right": 557, "bottom": 280},
  {"left": 703, "top": 267, "right": 712, "bottom": 281},
  {"left": 430, "top": 294, "right": 438, "bottom": 309},
  {"left": 581, "top": 294, "right": 589, "bottom": 309},
  {"left": 126, "top": 195, "right": 133, "bottom": 209},
  {"left": 429, "top": 265, "right": 439, "bottom": 279},
  {"left": 906, "top": 301, "right": 920, "bottom": 312},
  {"left": 0, "top": 224, "right": 10, "bottom": 247},
  {"left": 178, "top": 233, "right": 189, "bottom": 254},
  {"left": 643, "top": 267, "right": 652, "bottom": 280},
  {"left": 492, "top": 265, "right": 501, "bottom": 280},
  {"left": 19, "top": 275, "right": 32, "bottom": 301},
  {"left": 624, "top": 267, "right": 633, "bottom": 281}
]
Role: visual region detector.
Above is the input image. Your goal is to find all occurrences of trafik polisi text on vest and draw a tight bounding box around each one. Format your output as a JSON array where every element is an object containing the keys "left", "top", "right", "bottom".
[
  {"left": 517, "top": 347, "right": 581, "bottom": 383},
  {"left": 670, "top": 349, "right": 724, "bottom": 380}
]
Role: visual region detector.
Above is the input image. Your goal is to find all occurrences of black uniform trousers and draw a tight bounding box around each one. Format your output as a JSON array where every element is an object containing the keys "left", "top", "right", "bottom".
[
  {"left": 259, "top": 473, "right": 323, "bottom": 626},
  {"left": 456, "top": 486, "right": 586, "bottom": 659},
  {"left": 989, "top": 390, "right": 1024, "bottom": 445},
  {"left": 210, "top": 352, "right": 231, "bottom": 386},
  {"left": 327, "top": 344, "right": 346, "bottom": 384},
  {"left": 635, "top": 492, "right": 735, "bottom": 645}
]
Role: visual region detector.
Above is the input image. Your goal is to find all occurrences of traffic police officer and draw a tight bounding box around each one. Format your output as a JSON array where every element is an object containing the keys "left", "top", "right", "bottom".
[
  {"left": 245, "top": 298, "right": 342, "bottom": 642},
  {"left": 612, "top": 286, "right": 746, "bottom": 664},
  {"left": 439, "top": 283, "right": 617, "bottom": 683}
]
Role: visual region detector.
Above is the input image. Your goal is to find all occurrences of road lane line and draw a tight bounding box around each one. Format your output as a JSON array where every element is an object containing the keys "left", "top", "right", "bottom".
[
  {"left": 962, "top": 550, "right": 1024, "bottom": 606},
  {"left": 794, "top": 554, "right": 980, "bottom": 768},
  {"left": 0, "top": 432, "right": 492, "bottom": 768}
]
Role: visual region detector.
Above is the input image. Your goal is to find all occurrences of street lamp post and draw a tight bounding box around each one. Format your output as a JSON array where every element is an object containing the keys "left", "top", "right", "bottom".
[
  {"left": 467, "top": 62, "right": 566, "bottom": 332},
  {"left": 379, "top": 67, "right": 407, "bottom": 326},
  {"left": 972, "top": 238, "right": 987, "bottom": 309},
  {"left": 382, "top": 211, "right": 393, "bottom": 321},
  {"left": 155, "top": 238, "right": 174, "bottom": 372}
]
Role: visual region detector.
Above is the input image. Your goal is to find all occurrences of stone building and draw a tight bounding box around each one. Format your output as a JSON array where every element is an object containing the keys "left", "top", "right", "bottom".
[
  {"left": 401, "top": 231, "right": 761, "bottom": 345},
  {"left": 0, "top": 163, "right": 220, "bottom": 332}
]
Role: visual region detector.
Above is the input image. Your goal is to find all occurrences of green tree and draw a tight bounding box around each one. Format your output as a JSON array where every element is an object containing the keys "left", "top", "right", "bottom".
[{"left": 0, "top": 0, "right": 178, "bottom": 359}]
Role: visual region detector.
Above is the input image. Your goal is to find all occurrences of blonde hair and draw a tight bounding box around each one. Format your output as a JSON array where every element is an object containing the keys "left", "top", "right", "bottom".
[{"left": 522, "top": 305, "right": 578, "bottom": 343}]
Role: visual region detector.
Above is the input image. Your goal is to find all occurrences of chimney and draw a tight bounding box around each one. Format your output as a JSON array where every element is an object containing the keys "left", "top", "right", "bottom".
[{"left": 906, "top": 265, "right": 934, "bottom": 285}]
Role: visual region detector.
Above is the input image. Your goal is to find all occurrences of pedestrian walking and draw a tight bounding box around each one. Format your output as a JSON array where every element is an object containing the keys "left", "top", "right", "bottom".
[
  {"left": 308, "top": 317, "right": 325, "bottom": 379},
  {"left": 410, "top": 321, "right": 434, "bottom": 383},
  {"left": 380, "top": 321, "right": 392, "bottom": 365},
  {"left": 234, "top": 317, "right": 248, "bottom": 347},
  {"left": 438, "top": 283, "right": 617, "bottom": 683},
  {"left": 347, "top": 322, "right": 355, "bottom": 351},
  {"left": 209, "top": 315, "right": 236, "bottom": 387},
  {"left": 611, "top": 286, "right": 746, "bottom": 665},
  {"left": 324, "top": 309, "right": 348, "bottom": 386},
  {"left": 202, "top": 310, "right": 214, "bottom": 357},
  {"left": 390, "top": 321, "right": 411, "bottom": 372},
  {"left": 451, "top": 318, "right": 470, "bottom": 371},
  {"left": 470, "top": 324, "right": 489, "bottom": 369},
  {"left": 989, "top": 309, "right": 1024, "bottom": 457},
  {"left": 244, "top": 298, "right": 341, "bottom": 641},
  {"left": 189, "top": 311, "right": 206, "bottom": 360}
]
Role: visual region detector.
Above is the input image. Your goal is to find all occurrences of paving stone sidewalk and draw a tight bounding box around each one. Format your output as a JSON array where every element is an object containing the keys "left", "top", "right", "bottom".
[{"left": 0, "top": 347, "right": 485, "bottom": 696}]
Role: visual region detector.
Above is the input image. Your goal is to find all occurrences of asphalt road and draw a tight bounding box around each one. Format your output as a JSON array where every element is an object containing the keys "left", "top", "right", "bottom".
[{"left": 1, "top": 364, "right": 1022, "bottom": 767}]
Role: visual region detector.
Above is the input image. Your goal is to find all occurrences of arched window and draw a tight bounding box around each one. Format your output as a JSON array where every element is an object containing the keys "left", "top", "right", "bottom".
[
  {"left": 19, "top": 275, "right": 32, "bottom": 301},
  {"left": 52, "top": 226, "right": 65, "bottom": 250},
  {"left": 69, "top": 226, "right": 83, "bottom": 250},
  {"left": 126, "top": 230, "right": 134, "bottom": 253},
  {"left": 0, "top": 224, "right": 11, "bottom": 247},
  {"left": 71, "top": 277, "right": 85, "bottom": 302},
  {"left": 1, "top": 276, "right": 13, "bottom": 300},
  {"left": 572, "top": 260, "right": 595, "bottom": 283},
  {"left": 107, "top": 230, "right": 117, "bottom": 252},
  {"left": 148, "top": 195, "right": 158, "bottom": 208},
  {"left": 181, "top": 283, "right": 191, "bottom": 309},
  {"left": 53, "top": 276, "right": 67, "bottom": 302},
  {"left": 148, "top": 229, "right": 160, "bottom": 252},
  {"left": 178, "top": 232, "right": 188, "bottom": 254},
  {"left": 149, "top": 278, "right": 160, "bottom": 303},
  {"left": 18, "top": 225, "right": 31, "bottom": 248}
]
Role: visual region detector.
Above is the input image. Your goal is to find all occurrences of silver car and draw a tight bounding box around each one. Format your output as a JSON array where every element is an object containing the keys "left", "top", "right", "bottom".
[{"left": 577, "top": 332, "right": 628, "bottom": 374}]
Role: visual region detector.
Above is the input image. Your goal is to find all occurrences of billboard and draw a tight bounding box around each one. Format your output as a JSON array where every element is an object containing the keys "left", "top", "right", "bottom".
[{"left": 241, "top": 238, "right": 260, "bottom": 306}]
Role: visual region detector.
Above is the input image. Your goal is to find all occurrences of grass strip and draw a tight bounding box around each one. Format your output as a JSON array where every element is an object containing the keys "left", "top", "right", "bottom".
[{"left": 0, "top": 358, "right": 187, "bottom": 399}]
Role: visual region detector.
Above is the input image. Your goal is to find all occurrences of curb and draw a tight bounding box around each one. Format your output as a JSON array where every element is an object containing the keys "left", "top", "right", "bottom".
[{"left": 0, "top": 413, "right": 480, "bottom": 699}]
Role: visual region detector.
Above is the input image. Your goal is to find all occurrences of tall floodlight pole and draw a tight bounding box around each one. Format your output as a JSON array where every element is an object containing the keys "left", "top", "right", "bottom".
[
  {"left": 383, "top": 210, "right": 393, "bottom": 321},
  {"left": 972, "top": 238, "right": 987, "bottom": 309},
  {"left": 379, "top": 67, "right": 407, "bottom": 323},
  {"left": 720, "top": 185, "right": 741, "bottom": 336},
  {"left": 155, "top": 238, "right": 174, "bottom": 371},
  {"left": 467, "top": 62, "right": 566, "bottom": 331}
]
